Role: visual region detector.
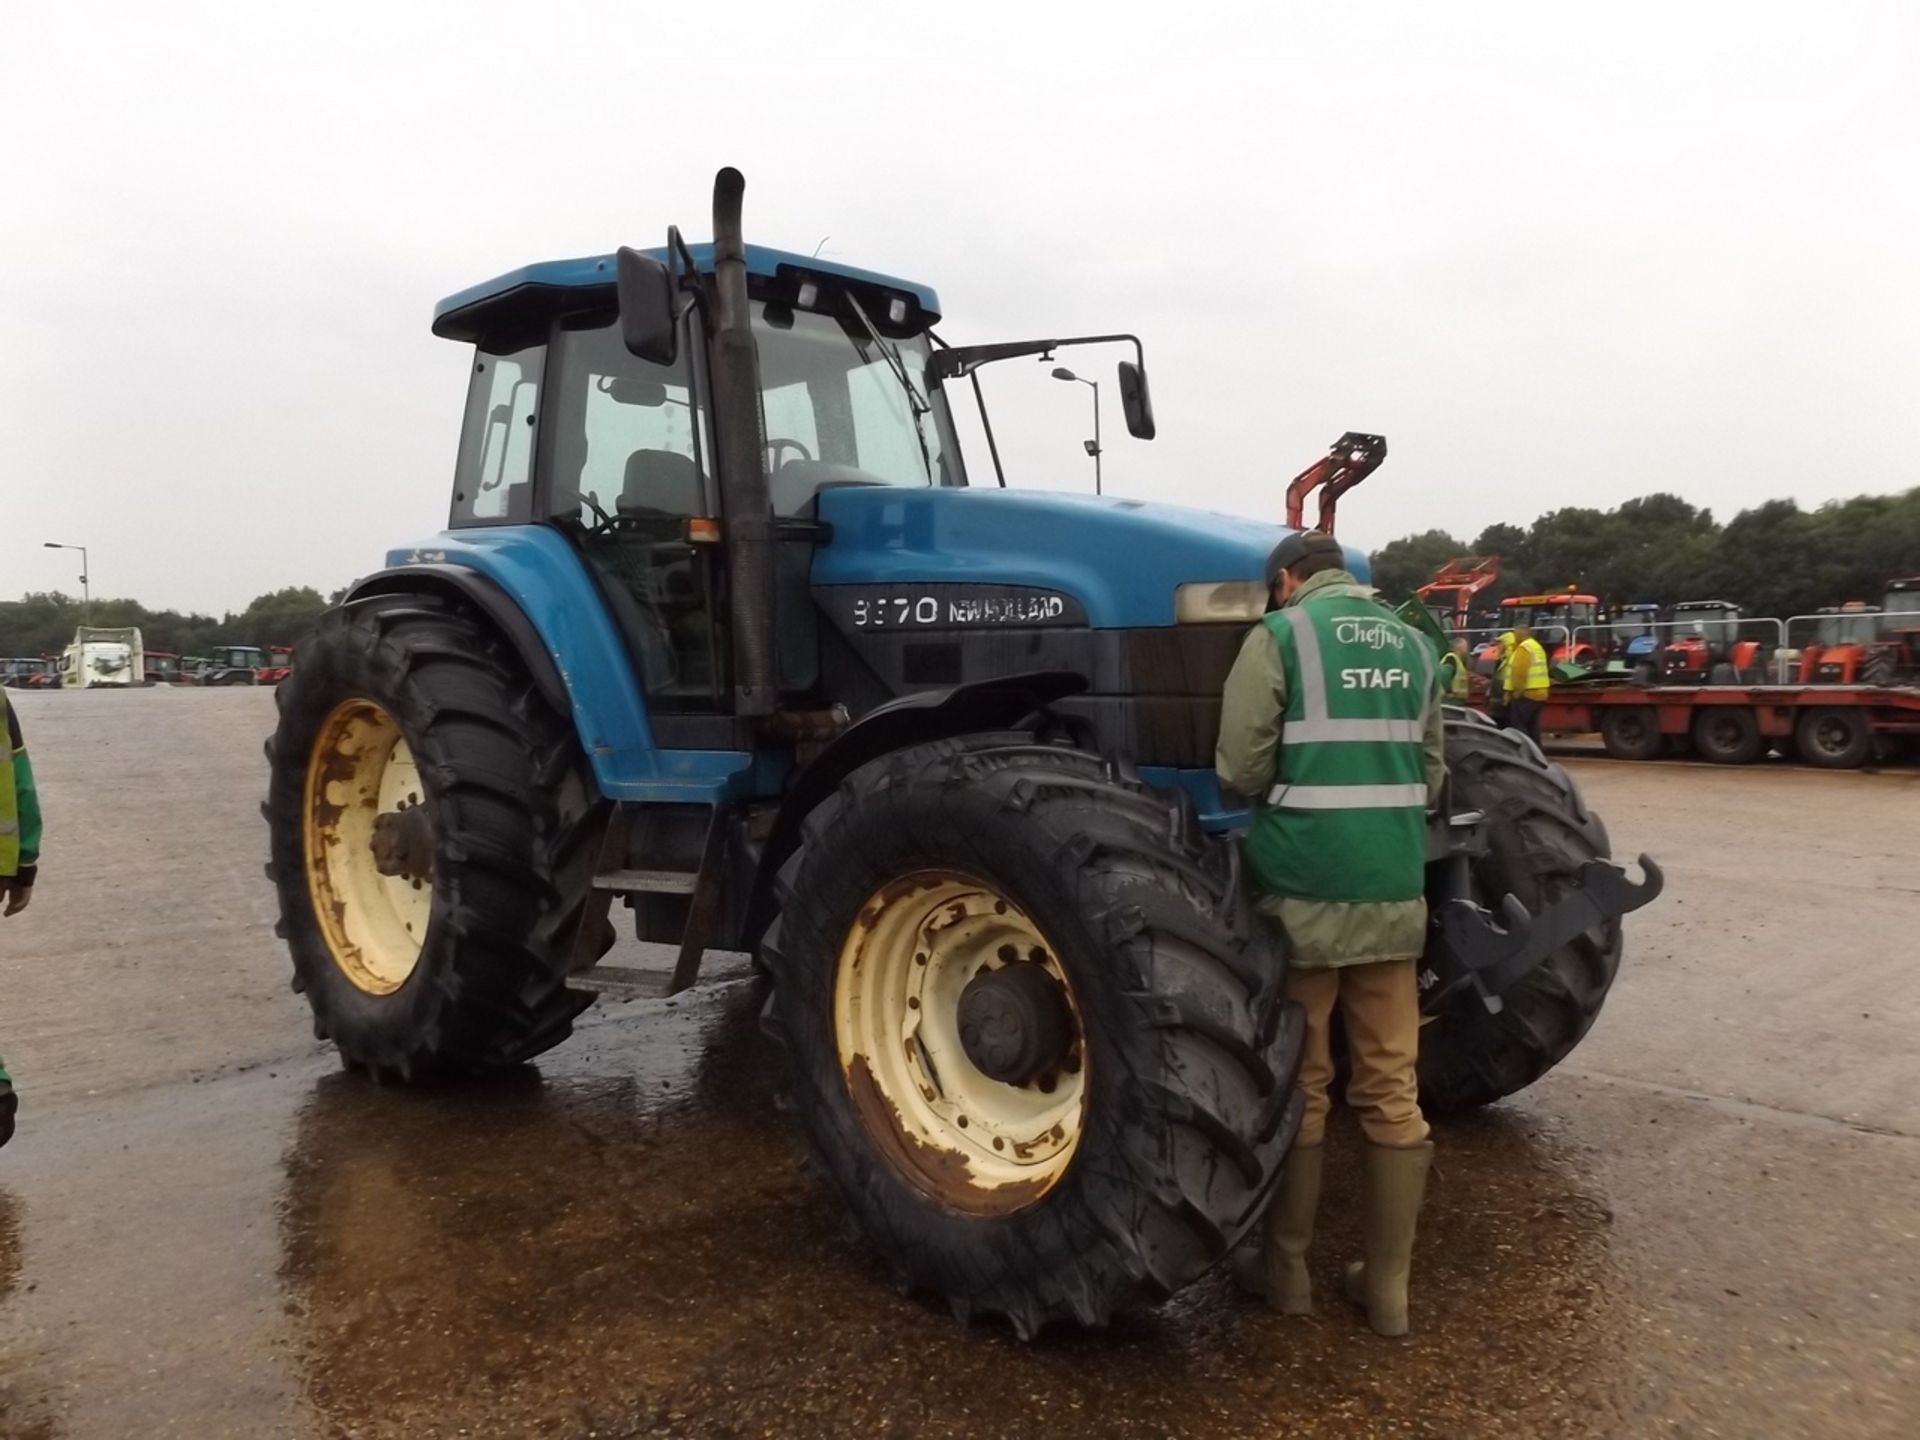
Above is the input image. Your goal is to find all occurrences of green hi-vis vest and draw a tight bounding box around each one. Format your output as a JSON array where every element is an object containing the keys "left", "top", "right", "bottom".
[
  {"left": 1, "top": 693, "right": 19, "bottom": 876},
  {"left": 1244, "top": 593, "right": 1435, "bottom": 904}
]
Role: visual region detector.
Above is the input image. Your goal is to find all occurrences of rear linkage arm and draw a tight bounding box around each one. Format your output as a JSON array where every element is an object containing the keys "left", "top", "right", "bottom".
[{"left": 1418, "top": 808, "right": 1664, "bottom": 1017}]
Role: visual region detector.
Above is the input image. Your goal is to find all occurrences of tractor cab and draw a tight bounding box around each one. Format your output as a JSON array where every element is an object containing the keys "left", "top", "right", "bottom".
[
  {"left": 205, "top": 645, "right": 265, "bottom": 685},
  {"left": 431, "top": 222, "right": 1163, "bottom": 735},
  {"left": 1474, "top": 593, "right": 1599, "bottom": 667},
  {"left": 2, "top": 657, "right": 57, "bottom": 690},
  {"left": 1802, "top": 586, "right": 1918, "bottom": 686},
  {"left": 143, "top": 651, "right": 182, "bottom": 685},
  {"left": 1662, "top": 600, "right": 1770, "bottom": 683},
  {"left": 1611, "top": 603, "right": 1664, "bottom": 664}
]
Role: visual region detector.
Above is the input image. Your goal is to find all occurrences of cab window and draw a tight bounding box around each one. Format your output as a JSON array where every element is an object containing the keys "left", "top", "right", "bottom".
[{"left": 450, "top": 338, "right": 544, "bottom": 526}]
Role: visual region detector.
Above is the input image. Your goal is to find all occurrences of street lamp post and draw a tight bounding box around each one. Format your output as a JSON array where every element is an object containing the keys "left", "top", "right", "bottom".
[
  {"left": 43, "top": 541, "right": 90, "bottom": 621},
  {"left": 1050, "top": 367, "right": 1102, "bottom": 495}
]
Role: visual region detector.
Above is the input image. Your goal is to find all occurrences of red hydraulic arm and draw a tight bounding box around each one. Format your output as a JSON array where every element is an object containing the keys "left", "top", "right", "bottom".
[
  {"left": 1284, "top": 432, "right": 1386, "bottom": 536},
  {"left": 1416, "top": 555, "right": 1501, "bottom": 626}
]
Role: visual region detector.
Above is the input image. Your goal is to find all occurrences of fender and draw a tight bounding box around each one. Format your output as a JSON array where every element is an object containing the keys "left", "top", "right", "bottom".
[
  {"left": 742, "top": 670, "right": 1089, "bottom": 945},
  {"left": 346, "top": 564, "right": 571, "bottom": 716}
]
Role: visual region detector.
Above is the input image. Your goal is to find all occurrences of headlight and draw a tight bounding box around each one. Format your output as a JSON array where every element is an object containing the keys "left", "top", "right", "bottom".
[{"left": 1174, "top": 581, "right": 1268, "bottom": 624}]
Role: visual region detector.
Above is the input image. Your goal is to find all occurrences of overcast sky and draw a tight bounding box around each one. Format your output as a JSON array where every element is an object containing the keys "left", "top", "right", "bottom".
[{"left": 4, "top": 1, "right": 1916, "bottom": 614}]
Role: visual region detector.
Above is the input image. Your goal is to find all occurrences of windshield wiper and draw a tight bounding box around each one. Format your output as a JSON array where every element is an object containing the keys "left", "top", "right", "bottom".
[
  {"left": 844, "top": 292, "right": 930, "bottom": 418},
  {"left": 844, "top": 292, "right": 936, "bottom": 482}
]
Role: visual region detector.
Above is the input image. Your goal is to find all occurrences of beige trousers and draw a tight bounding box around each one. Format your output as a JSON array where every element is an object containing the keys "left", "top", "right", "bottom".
[{"left": 1288, "top": 960, "right": 1430, "bottom": 1148}]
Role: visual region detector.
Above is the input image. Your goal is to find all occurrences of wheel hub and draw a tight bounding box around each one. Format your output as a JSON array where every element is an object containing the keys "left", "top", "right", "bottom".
[
  {"left": 303, "top": 699, "right": 432, "bottom": 996},
  {"left": 957, "top": 962, "right": 1074, "bottom": 1086},
  {"left": 833, "top": 872, "right": 1088, "bottom": 1216},
  {"left": 370, "top": 802, "right": 434, "bottom": 881}
]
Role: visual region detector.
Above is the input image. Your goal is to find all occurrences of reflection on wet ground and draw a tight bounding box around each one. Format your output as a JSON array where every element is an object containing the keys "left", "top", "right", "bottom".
[
  {"left": 274, "top": 979, "right": 1624, "bottom": 1439},
  {"left": 10, "top": 690, "right": 1918, "bottom": 1437}
]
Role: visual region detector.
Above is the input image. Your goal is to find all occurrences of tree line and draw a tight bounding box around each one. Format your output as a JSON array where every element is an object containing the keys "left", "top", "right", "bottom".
[
  {"left": 0, "top": 586, "right": 338, "bottom": 659},
  {"left": 1367, "top": 486, "right": 1920, "bottom": 621}
]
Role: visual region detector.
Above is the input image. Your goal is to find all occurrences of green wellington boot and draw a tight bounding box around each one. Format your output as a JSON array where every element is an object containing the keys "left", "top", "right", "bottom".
[
  {"left": 1261, "top": 1145, "right": 1325, "bottom": 1314},
  {"left": 1343, "top": 1140, "right": 1433, "bottom": 1337},
  {"left": 1228, "top": 1145, "right": 1325, "bottom": 1311}
]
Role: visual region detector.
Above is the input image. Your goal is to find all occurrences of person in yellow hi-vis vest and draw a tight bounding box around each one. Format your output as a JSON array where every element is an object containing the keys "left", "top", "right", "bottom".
[
  {"left": 1438, "top": 637, "right": 1472, "bottom": 700},
  {"left": 1504, "top": 623, "right": 1551, "bottom": 747}
]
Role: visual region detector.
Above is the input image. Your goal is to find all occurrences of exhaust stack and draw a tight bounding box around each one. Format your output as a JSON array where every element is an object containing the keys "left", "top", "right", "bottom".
[{"left": 707, "top": 167, "right": 777, "bottom": 717}]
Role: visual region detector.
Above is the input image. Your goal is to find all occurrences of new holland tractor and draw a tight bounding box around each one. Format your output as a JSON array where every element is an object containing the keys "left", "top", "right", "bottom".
[{"left": 266, "top": 169, "right": 1659, "bottom": 1336}]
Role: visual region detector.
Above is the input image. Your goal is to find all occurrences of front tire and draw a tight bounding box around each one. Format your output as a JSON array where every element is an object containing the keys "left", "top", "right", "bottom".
[
  {"left": 1417, "top": 713, "right": 1623, "bottom": 1112},
  {"left": 264, "top": 594, "right": 608, "bottom": 1079},
  {"left": 762, "top": 736, "right": 1304, "bottom": 1336}
]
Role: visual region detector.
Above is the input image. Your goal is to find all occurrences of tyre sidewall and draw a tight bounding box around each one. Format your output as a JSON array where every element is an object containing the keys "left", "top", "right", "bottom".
[
  {"left": 773, "top": 775, "right": 1168, "bottom": 1291},
  {"left": 268, "top": 608, "right": 463, "bottom": 1062}
]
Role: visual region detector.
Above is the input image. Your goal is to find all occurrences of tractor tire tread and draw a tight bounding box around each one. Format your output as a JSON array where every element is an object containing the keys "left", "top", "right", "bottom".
[{"left": 760, "top": 734, "right": 1304, "bottom": 1338}]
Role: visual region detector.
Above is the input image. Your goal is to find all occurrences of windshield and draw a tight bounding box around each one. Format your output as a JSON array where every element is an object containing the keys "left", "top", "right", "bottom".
[
  {"left": 1817, "top": 613, "right": 1879, "bottom": 645},
  {"left": 755, "top": 302, "right": 958, "bottom": 513},
  {"left": 1887, "top": 589, "right": 1920, "bottom": 616},
  {"left": 1673, "top": 612, "right": 1737, "bottom": 645}
]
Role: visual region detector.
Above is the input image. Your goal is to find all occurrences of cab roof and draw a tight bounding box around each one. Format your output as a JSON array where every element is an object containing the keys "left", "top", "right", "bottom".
[{"left": 432, "top": 243, "right": 942, "bottom": 343}]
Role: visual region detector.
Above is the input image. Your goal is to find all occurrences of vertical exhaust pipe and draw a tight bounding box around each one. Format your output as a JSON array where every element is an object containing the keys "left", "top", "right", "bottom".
[{"left": 707, "top": 166, "right": 777, "bottom": 716}]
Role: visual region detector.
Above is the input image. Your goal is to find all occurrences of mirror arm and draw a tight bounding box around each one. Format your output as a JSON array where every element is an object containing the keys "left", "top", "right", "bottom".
[
  {"left": 926, "top": 333, "right": 1147, "bottom": 386},
  {"left": 665, "top": 224, "right": 709, "bottom": 322}
]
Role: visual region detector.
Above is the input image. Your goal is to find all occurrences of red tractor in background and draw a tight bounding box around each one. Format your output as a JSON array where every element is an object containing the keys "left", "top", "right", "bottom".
[
  {"left": 2, "top": 658, "right": 59, "bottom": 690},
  {"left": 1416, "top": 555, "right": 1500, "bottom": 633},
  {"left": 1659, "top": 600, "right": 1771, "bottom": 683},
  {"left": 1799, "top": 581, "right": 1920, "bottom": 686},
  {"left": 143, "top": 651, "right": 182, "bottom": 685},
  {"left": 1472, "top": 591, "right": 1603, "bottom": 671},
  {"left": 258, "top": 645, "right": 296, "bottom": 685}
]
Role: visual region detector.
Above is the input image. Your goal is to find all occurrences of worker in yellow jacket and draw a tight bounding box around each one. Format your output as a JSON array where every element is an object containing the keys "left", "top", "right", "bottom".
[{"left": 1504, "top": 624, "right": 1551, "bottom": 747}]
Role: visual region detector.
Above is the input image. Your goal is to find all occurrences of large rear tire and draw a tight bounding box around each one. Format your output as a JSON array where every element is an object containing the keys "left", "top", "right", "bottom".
[
  {"left": 761, "top": 736, "right": 1304, "bottom": 1337},
  {"left": 264, "top": 594, "right": 607, "bottom": 1080},
  {"left": 1417, "top": 713, "right": 1623, "bottom": 1112}
]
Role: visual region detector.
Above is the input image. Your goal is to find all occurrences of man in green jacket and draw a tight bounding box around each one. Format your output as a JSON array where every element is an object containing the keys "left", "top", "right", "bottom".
[
  {"left": 1217, "top": 530, "right": 1444, "bottom": 1337},
  {"left": 1, "top": 689, "right": 42, "bottom": 1149}
]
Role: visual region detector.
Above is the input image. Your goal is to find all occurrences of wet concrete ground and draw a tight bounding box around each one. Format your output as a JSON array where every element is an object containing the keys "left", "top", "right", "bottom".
[{"left": 1, "top": 688, "right": 1916, "bottom": 1438}]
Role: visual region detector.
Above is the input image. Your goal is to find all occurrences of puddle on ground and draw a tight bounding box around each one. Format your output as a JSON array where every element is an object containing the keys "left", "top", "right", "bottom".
[{"left": 277, "top": 979, "right": 1629, "bottom": 1438}]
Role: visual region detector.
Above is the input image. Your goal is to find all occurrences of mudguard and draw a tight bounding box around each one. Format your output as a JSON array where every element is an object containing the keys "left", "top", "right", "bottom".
[{"left": 742, "top": 670, "right": 1088, "bottom": 944}]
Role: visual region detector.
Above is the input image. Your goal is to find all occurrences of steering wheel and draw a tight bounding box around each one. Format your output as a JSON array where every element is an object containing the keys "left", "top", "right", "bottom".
[{"left": 767, "top": 437, "right": 814, "bottom": 468}]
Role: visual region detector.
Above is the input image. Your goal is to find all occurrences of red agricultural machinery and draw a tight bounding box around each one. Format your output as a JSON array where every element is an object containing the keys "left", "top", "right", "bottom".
[
  {"left": 1798, "top": 581, "right": 1920, "bottom": 686},
  {"left": 1416, "top": 555, "right": 1500, "bottom": 633},
  {"left": 1658, "top": 600, "right": 1770, "bottom": 683}
]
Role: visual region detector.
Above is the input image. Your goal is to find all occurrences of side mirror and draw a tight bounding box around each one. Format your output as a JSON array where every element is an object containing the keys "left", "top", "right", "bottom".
[
  {"left": 616, "top": 246, "right": 678, "bottom": 365},
  {"left": 1118, "top": 360, "right": 1156, "bottom": 440}
]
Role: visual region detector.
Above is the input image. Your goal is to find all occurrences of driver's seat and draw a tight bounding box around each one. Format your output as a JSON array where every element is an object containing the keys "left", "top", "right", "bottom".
[{"left": 620, "top": 448, "right": 705, "bottom": 516}]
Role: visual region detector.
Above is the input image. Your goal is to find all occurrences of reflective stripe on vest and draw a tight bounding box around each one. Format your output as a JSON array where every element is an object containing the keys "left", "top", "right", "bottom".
[{"left": 1242, "top": 593, "right": 1435, "bottom": 905}]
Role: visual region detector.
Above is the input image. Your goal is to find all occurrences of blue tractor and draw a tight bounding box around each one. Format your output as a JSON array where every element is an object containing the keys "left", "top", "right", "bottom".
[{"left": 266, "top": 169, "right": 1657, "bottom": 1335}]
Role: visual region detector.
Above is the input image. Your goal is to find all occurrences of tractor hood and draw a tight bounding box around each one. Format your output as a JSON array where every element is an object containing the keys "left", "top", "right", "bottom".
[{"left": 811, "top": 486, "right": 1370, "bottom": 629}]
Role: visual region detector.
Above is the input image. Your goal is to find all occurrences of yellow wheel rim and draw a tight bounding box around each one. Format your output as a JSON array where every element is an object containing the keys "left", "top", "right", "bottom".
[
  {"left": 303, "top": 699, "right": 432, "bottom": 996},
  {"left": 834, "top": 871, "right": 1087, "bottom": 1216}
]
